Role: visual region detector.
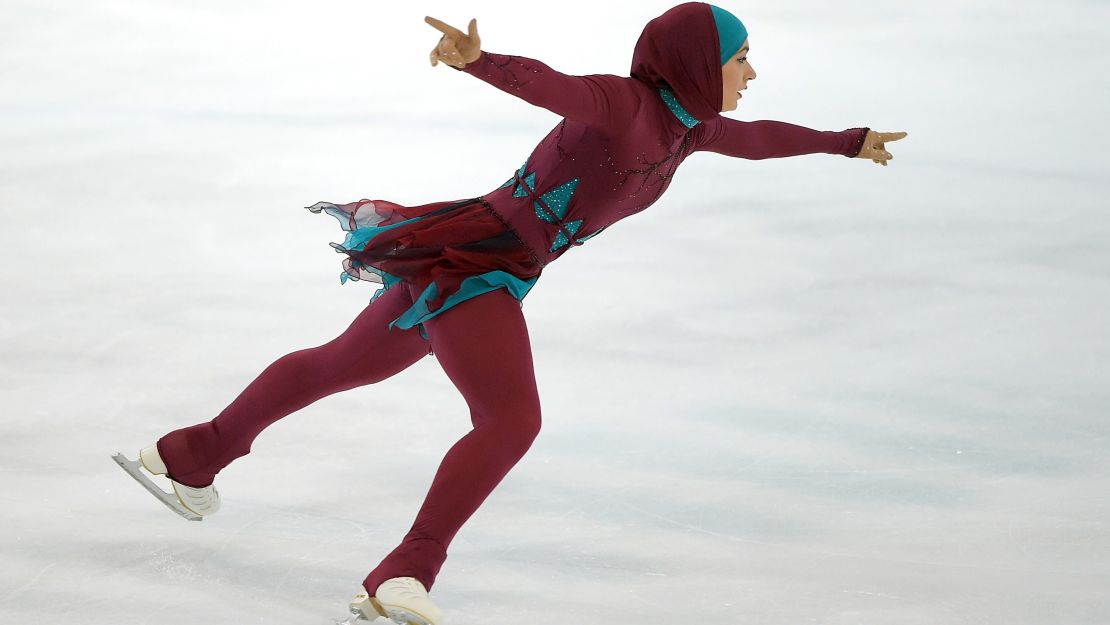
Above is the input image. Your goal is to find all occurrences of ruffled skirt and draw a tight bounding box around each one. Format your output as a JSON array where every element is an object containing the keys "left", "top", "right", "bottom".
[{"left": 306, "top": 196, "right": 542, "bottom": 339}]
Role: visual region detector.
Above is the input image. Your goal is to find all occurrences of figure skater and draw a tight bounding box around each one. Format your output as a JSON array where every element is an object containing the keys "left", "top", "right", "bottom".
[{"left": 112, "top": 4, "right": 906, "bottom": 624}]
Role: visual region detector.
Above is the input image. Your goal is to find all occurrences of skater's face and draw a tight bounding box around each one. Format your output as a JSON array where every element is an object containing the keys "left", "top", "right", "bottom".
[{"left": 721, "top": 39, "right": 756, "bottom": 112}]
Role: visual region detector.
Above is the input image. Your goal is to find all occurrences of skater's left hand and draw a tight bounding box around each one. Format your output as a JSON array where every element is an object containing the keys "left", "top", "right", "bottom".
[
  {"left": 855, "top": 130, "right": 908, "bottom": 167},
  {"left": 425, "top": 16, "right": 482, "bottom": 68}
]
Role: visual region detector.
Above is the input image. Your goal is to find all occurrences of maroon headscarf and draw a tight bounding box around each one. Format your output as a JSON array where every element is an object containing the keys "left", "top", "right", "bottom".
[{"left": 630, "top": 2, "right": 723, "bottom": 124}]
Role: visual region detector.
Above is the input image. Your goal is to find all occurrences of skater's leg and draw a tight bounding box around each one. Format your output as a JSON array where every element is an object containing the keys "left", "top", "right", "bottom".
[
  {"left": 157, "top": 283, "right": 432, "bottom": 487},
  {"left": 364, "top": 286, "right": 541, "bottom": 594}
]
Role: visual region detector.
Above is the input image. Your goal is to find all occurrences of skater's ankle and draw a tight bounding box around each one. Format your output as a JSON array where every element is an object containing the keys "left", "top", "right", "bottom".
[{"left": 169, "top": 471, "right": 216, "bottom": 488}]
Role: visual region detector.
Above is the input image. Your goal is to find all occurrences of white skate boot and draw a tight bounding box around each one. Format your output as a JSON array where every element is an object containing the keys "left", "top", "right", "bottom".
[
  {"left": 338, "top": 577, "right": 444, "bottom": 625},
  {"left": 111, "top": 444, "right": 221, "bottom": 521}
]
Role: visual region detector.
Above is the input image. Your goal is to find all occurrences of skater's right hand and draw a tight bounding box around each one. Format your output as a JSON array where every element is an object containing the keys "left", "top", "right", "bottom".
[
  {"left": 425, "top": 15, "right": 481, "bottom": 68},
  {"left": 855, "top": 130, "right": 908, "bottom": 167}
]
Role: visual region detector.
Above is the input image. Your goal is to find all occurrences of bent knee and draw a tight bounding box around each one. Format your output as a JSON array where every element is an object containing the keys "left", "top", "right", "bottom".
[
  {"left": 479, "top": 406, "right": 542, "bottom": 455},
  {"left": 518, "top": 409, "right": 542, "bottom": 445}
]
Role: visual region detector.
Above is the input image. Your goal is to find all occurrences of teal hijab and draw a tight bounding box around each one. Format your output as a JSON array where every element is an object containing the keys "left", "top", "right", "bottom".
[{"left": 709, "top": 5, "right": 748, "bottom": 65}]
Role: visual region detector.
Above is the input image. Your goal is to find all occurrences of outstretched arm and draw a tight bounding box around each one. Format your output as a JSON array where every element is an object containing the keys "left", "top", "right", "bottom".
[
  {"left": 457, "top": 52, "right": 639, "bottom": 132},
  {"left": 425, "top": 16, "right": 639, "bottom": 133},
  {"left": 695, "top": 118, "right": 909, "bottom": 165},
  {"left": 693, "top": 117, "right": 871, "bottom": 160}
]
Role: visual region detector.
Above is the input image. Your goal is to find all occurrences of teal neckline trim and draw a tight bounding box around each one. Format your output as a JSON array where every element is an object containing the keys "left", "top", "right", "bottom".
[{"left": 658, "top": 87, "right": 699, "bottom": 129}]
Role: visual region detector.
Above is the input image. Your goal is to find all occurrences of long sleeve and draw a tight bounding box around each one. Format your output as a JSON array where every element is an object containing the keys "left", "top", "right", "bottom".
[
  {"left": 693, "top": 117, "right": 870, "bottom": 159},
  {"left": 453, "top": 50, "right": 641, "bottom": 133}
]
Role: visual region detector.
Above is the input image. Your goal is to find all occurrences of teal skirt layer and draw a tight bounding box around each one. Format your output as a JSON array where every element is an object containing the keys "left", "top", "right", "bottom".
[{"left": 388, "top": 270, "right": 538, "bottom": 337}]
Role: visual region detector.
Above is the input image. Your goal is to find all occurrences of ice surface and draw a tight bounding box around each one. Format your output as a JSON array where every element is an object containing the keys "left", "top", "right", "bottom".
[{"left": 2, "top": 1, "right": 1108, "bottom": 624}]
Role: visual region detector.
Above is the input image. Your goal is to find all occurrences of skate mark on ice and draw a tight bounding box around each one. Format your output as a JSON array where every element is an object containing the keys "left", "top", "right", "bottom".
[{"left": 0, "top": 562, "right": 56, "bottom": 603}]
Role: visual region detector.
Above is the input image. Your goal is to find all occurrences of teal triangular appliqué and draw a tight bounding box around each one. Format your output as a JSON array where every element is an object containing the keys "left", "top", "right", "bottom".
[
  {"left": 533, "top": 178, "right": 579, "bottom": 222},
  {"left": 549, "top": 219, "right": 583, "bottom": 252},
  {"left": 509, "top": 161, "right": 536, "bottom": 197},
  {"left": 513, "top": 172, "right": 536, "bottom": 197}
]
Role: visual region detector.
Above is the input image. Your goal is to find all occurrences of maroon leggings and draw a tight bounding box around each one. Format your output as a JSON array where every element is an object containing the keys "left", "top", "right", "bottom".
[{"left": 155, "top": 281, "right": 542, "bottom": 595}]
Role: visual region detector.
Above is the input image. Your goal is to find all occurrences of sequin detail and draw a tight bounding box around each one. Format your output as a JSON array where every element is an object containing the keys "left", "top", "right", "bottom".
[
  {"left": 550, "top": 221, "right": 583, "bottom": 250},
  {"left": 533, "top": 179, "right": 579, "bottom": 223},
  {"left": 845, "top": 127, "right": 871, "bottom": 158},
  {"left": 658, "top": 87, "right": 700, "bottom": 129},
  {"left": 505, "top": 160, "right": 537, "bottom": 197},
  {"left": 504, "top": 158, "right": 603, "bottom": 253}
]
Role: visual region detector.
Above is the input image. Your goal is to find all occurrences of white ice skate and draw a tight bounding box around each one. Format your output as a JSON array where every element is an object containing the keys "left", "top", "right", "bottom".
[
  {"left": 336, "top": 577, "right": 445, "bottom": 625},
  {"left": 111, "top": 444, "right": 220, "bottom": 522}
]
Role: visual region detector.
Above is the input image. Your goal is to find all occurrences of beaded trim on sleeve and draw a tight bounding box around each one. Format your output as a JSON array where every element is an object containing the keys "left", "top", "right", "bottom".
[{"left": 845, "top": 127, "right": 871, "bottom": 158}]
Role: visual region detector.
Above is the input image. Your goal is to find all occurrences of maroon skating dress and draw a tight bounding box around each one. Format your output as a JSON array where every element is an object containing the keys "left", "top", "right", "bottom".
[{"left": 307, "top": 8, "right": 869, "bottom": 340}]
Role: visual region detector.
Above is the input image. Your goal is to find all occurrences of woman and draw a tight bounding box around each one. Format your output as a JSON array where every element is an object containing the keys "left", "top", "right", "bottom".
[{"left": 114, "top": 4, "right": 906, "bottom": 624}]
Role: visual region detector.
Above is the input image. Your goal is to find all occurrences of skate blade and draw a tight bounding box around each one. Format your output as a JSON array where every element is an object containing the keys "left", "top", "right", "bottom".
[
  {"left": 111, "top": 452, "right": 203, "bottom": 522},
  {"left": 334, "top": 597, "right": 385, "bottom": 624}
]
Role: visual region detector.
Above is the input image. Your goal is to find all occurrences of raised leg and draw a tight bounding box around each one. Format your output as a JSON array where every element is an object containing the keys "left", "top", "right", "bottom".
[{"left": 157, "top": 283, "right": 433, "bottom": 487}]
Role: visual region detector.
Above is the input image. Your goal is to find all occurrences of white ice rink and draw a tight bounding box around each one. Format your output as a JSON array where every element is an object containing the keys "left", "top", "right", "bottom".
[{"left": 2, "top": 1, "right": 1107, "bottom": 623}]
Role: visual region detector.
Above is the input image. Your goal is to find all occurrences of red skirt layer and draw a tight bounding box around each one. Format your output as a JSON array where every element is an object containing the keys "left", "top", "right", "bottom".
[{"left": 306, "top": 196, "right": 543, "bottom": 324}]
